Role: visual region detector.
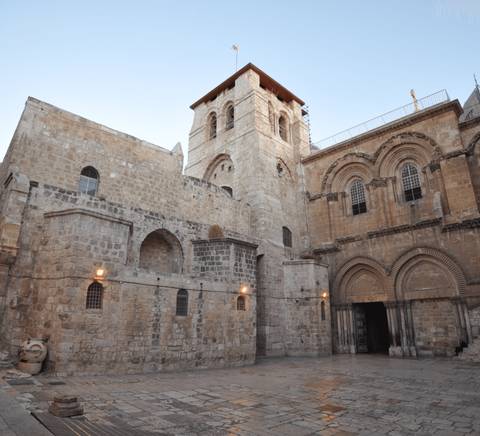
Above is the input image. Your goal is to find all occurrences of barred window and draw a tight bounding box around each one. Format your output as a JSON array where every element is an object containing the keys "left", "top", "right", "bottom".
[
  {"left": 176, "top": 289, "right": 188, "bottom": 316},
  {"left": 86, "top": 282, "right": 103, "bottom": 309},
  {"left": 226, "top": 104, "right": 234, "bottom": 130},
  {"left": 208, "top": 113, "right": 217, "bottom": 139},
  {"left": 79, "top": 166, "right": 99, "bottom": 196},
  {"left": 282, "top": 226, "right": 292, "bottom": 248},
  {"left": 401, "top": 163, "right": 422, "bottom": 202},
  {"left": 237, "top": 296, "right": 246, "bottom": 311},
  {"left": 350, "top": 179, "right": 367, "bottom": 215},
  {"left": 278, "top": 115, "right": 288, "bottom": 141}
]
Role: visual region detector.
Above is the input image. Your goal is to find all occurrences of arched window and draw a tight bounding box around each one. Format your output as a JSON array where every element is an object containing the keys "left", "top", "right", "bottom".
[
  {"left": 401, "top": 163, "right": 422, "bottom": 201},
  {"left": 278, "top": 115, "right": 288, "bottom": 141},
  {"left": 79, "top": 166, "right": 99, "bottom": 196},
  {"left": 321, "top": 301, "right": 326, "bottom": 321},
  {"left": 237, "top": 295, "right": 246, "bottom": 311},
  {"left": 226, "top": 104, "right": 234, "bottom": 130},
  {"left": 351, "top": 179, "right": 367, "bottom": 215},
  {"left": 86, "top": 281, "right": 103, "bottom": 309},
  {"left": 282, "top": 226, "right": 292, "bottom": 248},
  {"left": 221, "top": 186, "right": 233, "bottom": 197},
  {"left": 208, "top": 112, "right": 217, "bottom": 139},
  {"left": 176, "top": 289, "right": 188, "bottom": 316},
  {"left": 268, "top": 102, "right": 275, "bottom": 133}
]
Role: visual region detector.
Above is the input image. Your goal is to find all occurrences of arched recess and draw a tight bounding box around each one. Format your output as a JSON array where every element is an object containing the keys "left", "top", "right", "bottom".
[
  {"left": 276, "top": 157, "right": 293, "bottom": 180},
  {"left": 466, "top": 131, "right": 480, "bottom": 156},
  {"left": 208, "top": 224, "right": 224, "bottom": 239},
  {"left": 203, "top": 154, "right": 234, "bottom": 193},
  {"left": 139, "top": 229, "right": 183, "bottom": 274},
  {"left": 391, "top": 247, "right": 466, "bottom": 300},
  {"left": 321, "top": 153, "right": 374, "bottom": 193},
  {"left": 466, "top": 132, "right": 480, "bottom": 209},
  {"left": 333, "top": 257, "right": 391, "bottom": 304},
  {"left": 375, "top": 132, "right": 439, "bottom": 178}
]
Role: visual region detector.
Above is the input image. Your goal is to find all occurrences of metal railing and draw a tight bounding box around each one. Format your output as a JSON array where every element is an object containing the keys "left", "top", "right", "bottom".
[{"left": 313, "top": 89, "right": 450, "bottom": 149}]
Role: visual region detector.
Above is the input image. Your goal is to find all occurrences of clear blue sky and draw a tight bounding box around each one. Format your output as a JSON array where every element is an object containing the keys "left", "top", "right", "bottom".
[{"left": 1, "top": 0, "right": 479, "bottom": 159}]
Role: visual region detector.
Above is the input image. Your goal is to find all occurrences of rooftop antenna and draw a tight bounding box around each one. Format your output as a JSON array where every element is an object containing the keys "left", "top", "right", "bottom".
[
  {"left": 231, "top": 44, "right": 239, "bottom": 72},
  {"left": 410, "top": 89, "right": 419, "bottom": 112}
]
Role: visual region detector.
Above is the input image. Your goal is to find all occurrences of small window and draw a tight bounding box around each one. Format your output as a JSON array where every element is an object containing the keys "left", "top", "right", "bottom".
[
  {"left": 176, "top": 289, "right": 188, "bottom": 316},
  {"left": 282, "top": 226, "right": 292, "bottom": 248},
  {"left": 79, "top": 166, "right": 99, "bottom": 196},
  {"left": 208, "top": 113, "right": 217, "bottom": 139},
  {"left": 86, "top": 281, "right": 103, "bottom": 309},
  {"left": 279, "top": 115, "right": 288, "bottom": 141},
  {"left": 226, "top": 104, "right": 234, "bottom": 130},
  {"left": 237, "top": 296, "right": 246, "bottom": 311},
  {"left": 222, "top": 186, "right": 233, "bottom": 197},
  {"left": 402, "top": 163, "right": 422, "bottom": 202},
  {"left": 351, "top": 179, "right": 367, "bottom": 215},
  {"left": 321, "top": 301, "right": 326, "bottom": 321}
]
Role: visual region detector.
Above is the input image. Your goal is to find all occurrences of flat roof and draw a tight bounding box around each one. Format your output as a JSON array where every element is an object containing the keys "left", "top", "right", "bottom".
[{"left": 190, "top": 63, "right": 305, "bottom": 109}]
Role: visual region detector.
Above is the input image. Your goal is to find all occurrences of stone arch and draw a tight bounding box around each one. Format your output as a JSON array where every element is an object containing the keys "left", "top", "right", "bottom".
[
  {"left": 466, "top": 131, "right": 480, "bottom": 156},
  {"left": 203, "top": 154, "right": 234, "bottom": 185},
  {"left": 391, "top": 247, "right": 466, "bottom": 300},
  {"left": 321, "top": 153, "right": 374, "bottom": 193},
  {"left": 139, "top": 229, "right": 183, "bottom": 274},
  {"left": 375, "top": 132, "right": 439, "bottom": 178},
  {"left": 334, "top": 256, "right": 391, "bottom": 304},
  {"left": 208, "top": 224, "right": 224, "bottom": 239},
  {"left": 330, "top": 161, "right": 374, "bottom": 194},
  {"left": 276, "top": 157, "right": 293, "bottom": 180}
]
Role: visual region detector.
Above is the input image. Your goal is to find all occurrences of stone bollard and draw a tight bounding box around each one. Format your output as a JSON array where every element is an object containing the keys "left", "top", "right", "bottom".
[{"left": 48, "top": 395, "right": 84, "bottom": 417}]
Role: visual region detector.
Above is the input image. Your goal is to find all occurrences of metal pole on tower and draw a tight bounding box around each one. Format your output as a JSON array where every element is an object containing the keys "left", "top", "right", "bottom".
[{"left": 232, "top": 44, "right": 239, "bottom": 71}]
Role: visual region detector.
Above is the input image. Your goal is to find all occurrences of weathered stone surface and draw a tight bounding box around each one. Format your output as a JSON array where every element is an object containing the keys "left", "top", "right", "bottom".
[{"left": 0, "top": 63, "right": 479, "bottom": 374}]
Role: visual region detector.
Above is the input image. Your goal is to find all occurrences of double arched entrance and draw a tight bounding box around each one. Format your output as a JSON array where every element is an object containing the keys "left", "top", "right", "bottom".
[{"left": 332, "top": 248, "right": 471, "bottom": 357}]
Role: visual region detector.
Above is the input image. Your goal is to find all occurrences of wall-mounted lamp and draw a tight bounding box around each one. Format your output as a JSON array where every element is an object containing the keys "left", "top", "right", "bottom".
[
  {"left": 240, "top": 285, "right": 249, "bottom": 295},
  {"left": 95, "top": 268, "right": 106, "bottom": 280},
  {"left": 321, "top": 290, "right": 328, "bottom": 299}
]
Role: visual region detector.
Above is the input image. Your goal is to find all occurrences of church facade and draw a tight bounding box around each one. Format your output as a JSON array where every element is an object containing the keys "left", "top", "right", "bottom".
[{"left": 0, "top": 64, "right": 479, "bottom": 374}]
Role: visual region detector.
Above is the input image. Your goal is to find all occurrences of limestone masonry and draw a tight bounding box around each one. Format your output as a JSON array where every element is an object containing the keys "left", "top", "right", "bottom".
[{"left": 0, "top": 63, "right": 479, "bottom": 374}]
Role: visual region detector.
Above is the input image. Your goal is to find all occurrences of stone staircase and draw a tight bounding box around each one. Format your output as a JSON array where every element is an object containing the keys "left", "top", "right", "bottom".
[{"left": 457, "top": 339, "right": 480, "bottom": 362}]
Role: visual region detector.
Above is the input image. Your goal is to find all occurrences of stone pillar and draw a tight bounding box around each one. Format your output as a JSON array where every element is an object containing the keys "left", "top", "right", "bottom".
[
  {"left": 453, "top": 298, "right": 472, "bottom": 345},
  {"left": 334, "top": 304, "right": 356, "bottom": 354},
  {"left": 385, "top": 302, "right": 402, "bottom": 357},
  {"left": 397, "top": 301, "right": 417, "bottom": 357}
]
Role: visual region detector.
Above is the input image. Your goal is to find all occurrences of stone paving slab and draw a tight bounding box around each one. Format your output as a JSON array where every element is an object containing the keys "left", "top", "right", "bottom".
[
  {"left": 0, "top": 387, "right": 53, "bottom": 435},
  {"left": 2, "top": 355, "right": 480, "bottom": 435}
]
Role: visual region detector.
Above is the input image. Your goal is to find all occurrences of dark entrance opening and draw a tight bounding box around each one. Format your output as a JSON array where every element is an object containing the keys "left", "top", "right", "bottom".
[{"left": 353, "top": 302, "right": 389, "bottom": 354}]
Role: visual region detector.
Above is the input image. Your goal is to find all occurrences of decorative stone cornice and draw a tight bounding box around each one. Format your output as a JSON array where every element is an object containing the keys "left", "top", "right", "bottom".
[
  {"left": 44, "top": 208, "right": 133, "bottom": 227},
  {"left": 302, "top": 100, "right": 462, "bottom": 164},
  {"left": 192, "top": 237, "right": 258, "bottom": 249}
]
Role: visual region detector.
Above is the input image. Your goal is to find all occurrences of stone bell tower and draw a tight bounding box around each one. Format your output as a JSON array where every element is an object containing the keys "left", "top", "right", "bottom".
[{"left": 185, "top": 63, "right": 331, "bottom": 357}]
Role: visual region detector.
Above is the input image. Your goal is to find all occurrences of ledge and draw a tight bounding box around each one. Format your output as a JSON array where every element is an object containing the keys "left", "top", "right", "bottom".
[
  {"left": 44, "top": 208, "right": 133, "bottom": 227},
  {"left": 192, "top": 237, "right": 258, "bottom": 249}
]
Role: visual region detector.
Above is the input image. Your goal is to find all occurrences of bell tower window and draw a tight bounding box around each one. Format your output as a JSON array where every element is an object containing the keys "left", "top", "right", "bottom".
[{"left": 208, "top": 112, "right": 217, "bottom": 139}]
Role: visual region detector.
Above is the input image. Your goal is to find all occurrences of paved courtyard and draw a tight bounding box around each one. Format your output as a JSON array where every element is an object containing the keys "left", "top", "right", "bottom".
[{"left": 1, "top": 355, "right": 480, "bottom": 435}]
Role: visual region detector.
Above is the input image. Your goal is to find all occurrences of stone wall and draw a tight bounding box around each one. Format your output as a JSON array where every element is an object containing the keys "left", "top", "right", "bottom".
[
  {"left": 412, "top": 299, "right": 460, "bottom": 357},
  {"left": 304, "top": 98, "right": 480, "bottom": 357}
]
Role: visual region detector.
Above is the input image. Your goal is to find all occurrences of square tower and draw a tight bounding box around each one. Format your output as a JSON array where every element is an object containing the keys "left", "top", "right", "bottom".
[{"left": 186, "top": 64, "right": 331, "bottom": 357}]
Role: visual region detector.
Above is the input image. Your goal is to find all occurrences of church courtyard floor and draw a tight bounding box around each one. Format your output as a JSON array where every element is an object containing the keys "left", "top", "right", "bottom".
[{"left": 1, "top": 355, "right": 480, "bottom": 435}]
